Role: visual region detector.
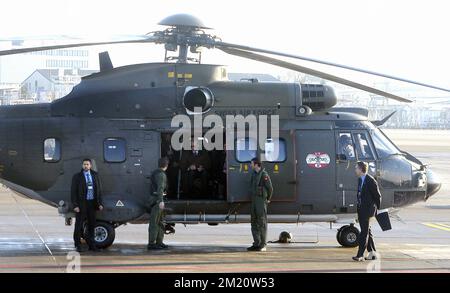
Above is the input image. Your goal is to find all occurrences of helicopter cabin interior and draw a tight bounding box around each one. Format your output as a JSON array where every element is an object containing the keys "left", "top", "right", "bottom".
[
  {"left": 160, "top": 132, "right": 290, "bottom": 201},
  {"left": 160, "top": 132, "right": 227, "bottom": 200}
]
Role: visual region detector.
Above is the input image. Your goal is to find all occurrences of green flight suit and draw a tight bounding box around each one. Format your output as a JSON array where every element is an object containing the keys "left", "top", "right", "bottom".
[
  {"left": 250, "top": 168, "right": 273, "bottom": 248},
  {"left": 148, "top": 168, "right": 167, "bottom": 246}
]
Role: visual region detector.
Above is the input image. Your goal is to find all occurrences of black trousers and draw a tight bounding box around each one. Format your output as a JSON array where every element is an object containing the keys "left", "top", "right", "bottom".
[
  {"left": 73, "top": 201, "right": 97, "bottom": 249},
  {"left": 356, "top": 214, "right": 376, "bottom": 257},
  {"left": 183, "top": 170, "right": 208, "bottom": 197}
]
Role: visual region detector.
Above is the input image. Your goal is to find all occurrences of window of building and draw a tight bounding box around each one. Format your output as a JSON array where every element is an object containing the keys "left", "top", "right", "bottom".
[
  {"left": 104, "top": 138, "right": 126, "bottom": 162},
  {"left": 44, "top": 138, "right": 61, "bottom": 162},
  {"left": 262, "top": 138, "right": 287, "bottom": 162},
  {"left": 235, "top": 137, "right": 257, "bottom": 162}
]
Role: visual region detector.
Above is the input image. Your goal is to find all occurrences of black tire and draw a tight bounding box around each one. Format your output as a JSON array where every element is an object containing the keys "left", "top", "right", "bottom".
[
  {"left": 336, "top": 227, "right": 344, "bottom": 246},
  {"left": 338, "top": 225, "right": 360, "bottom": 248},
  {"left": 84, "top": 221, "right": 116, "bottom": 249}
]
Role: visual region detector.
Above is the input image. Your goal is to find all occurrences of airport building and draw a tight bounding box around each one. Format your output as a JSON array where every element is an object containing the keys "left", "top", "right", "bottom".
[
  {"left": 0, "top": 39, "right": 99, "bottom": 104},
  {"left": 0, "top": 39, "right": 98, "bottom": 84},
  {"left": 20, "top": 68, "right": 97, "bottom": 103}
]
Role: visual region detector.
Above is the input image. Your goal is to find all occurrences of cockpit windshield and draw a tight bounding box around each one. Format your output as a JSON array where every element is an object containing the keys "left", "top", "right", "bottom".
[{"left": 370, "top": 128, "right": 401, "bottom": 158}]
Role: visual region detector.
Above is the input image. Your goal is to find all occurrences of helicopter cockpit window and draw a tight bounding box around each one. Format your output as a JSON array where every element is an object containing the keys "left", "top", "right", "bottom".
[
  {"left": 104, "top": 138, "right": 126, "bottom": 163},
  {"left": 44, "top": 138, "right": 61, "bottom": 162},
  {"left": 236, "top": 137, "right": 257, "bottom": 162},
  {"left": 371, "top": 128, "right": 400, "bottom": 158},
  {"left": 337, "top": 133, "right": 355, "bottom": 160},
  {"left": 262, "top": 138, "right": 286, "bottom": 162},
  {"left": 353, "top": 133, "right": 374, "bottom": 160}
]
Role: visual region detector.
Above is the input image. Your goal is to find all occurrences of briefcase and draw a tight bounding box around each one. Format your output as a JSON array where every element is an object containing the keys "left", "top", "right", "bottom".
[{"left": 375, "top": 209, "right": 392, "bottom": 231}]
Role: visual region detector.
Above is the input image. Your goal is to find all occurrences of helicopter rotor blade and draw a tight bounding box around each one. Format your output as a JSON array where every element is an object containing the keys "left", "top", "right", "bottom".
[
  {"left": 219, "top": 47, "right": 412, "bottom": 103},
  {"left": 216, "top": 41, "right": 450, "bottom": 93},
  {"left": 0, "top": 38, "right": 156, "bottom": 56}
]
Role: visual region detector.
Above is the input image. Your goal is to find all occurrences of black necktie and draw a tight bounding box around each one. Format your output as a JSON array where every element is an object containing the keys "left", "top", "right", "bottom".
[{"left": 357, "top": 177, "right": 362, "bottom": 207}]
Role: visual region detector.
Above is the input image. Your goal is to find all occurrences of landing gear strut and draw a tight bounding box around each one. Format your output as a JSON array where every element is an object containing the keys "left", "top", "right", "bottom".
[{"left": 336, "top": 224, "right": 360, "bottom": 247}]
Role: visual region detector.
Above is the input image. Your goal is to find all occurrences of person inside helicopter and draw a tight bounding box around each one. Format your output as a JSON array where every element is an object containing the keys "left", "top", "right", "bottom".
[
  {"left": 179, "top": 138, "right": 212, "bottom": 198},
  {"left": 338, "top": 134, "right": 356, "bottom": 160},
  {"left": 161, "top": 134, "right": 227, "bottom": 200},
  {"left": 160, "top": 133, "right": 180, "bottom": 196},
  {"left": 211, "top": 142, "right": 227, "bottom": 200}
]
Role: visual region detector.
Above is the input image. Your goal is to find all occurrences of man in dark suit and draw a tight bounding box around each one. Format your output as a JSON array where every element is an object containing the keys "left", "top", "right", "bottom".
[
  {"left": 352, "top": 161, "right": 382, "bottom": 262},
  {"left": 71, "top": 158, "right": 104, "bottom": 252},
  {"left": 179, "top": 139, "right": 211, "bottom": 197}
]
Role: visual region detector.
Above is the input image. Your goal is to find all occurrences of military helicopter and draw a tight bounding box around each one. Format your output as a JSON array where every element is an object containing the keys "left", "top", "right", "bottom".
[{"left": 0, "top": 14, "right": 445, "bottom": 248}]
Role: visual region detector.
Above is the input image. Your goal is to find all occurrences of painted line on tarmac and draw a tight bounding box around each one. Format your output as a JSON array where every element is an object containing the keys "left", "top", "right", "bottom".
[
  {"left": 423, "top": 223, "right": 450, "bottom": 232},
  {"left": 10, "top": 194, "right": 65, "bottom": 272},
  {"left": 0, "top": 262, "right": 449, "bottom": 273}
]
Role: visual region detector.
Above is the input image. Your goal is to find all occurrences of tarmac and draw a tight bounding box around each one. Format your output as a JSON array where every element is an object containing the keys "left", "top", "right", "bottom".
[{"left": 1, "top": 129, "right": 450, "bottom": 273}]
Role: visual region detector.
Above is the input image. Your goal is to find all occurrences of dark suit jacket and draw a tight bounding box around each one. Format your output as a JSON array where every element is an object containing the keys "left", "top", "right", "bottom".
[
  {"left": 179, "top": 150, "right": 211, "bottom": 171},
  {"left": 357, "top": 174, "right": 382, "bottom": 218},
  {"left": 71, "top": 169, "right": 103, "bottom": 210}
]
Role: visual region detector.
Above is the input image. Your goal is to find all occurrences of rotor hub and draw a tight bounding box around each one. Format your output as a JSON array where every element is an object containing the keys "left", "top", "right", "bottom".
[
  {"left": 158, "top": 14, "right": 212, "bottom": 30},
  {"left": 154, "top": 14, "right": 217, "bottom": 63}
]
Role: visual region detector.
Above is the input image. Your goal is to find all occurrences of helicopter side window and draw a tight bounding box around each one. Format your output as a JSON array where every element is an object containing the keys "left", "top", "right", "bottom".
[
  {"left": 104, "top": 138, "right": 126, "bottom": 163},
  {"left": 337, "top": 132, "right": 355, "bottom": 160},
  {"left": 262, "top": 138, "right": 286, "bottom": 162},
  {"left": 43, "top": 138, "right": 61, "bottom": 162},
  {"left": 352, "top": 133, "right": 374, "bottom": 160},
  {"left": 236, "top": 137, "right": 257, "bottom": 162}
]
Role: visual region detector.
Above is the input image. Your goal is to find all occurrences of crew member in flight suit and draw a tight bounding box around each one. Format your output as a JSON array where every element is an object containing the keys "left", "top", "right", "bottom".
[
  {"left": 147, "top": 157, "right": 169, "bottom": 250},
  {"left": 247, "top": 158, "right": 273, "bottom": 252}
]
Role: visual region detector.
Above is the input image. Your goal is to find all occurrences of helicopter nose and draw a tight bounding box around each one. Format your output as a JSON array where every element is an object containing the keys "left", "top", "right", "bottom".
[{"left": 426, "top": 169, "right": 442, "bottom": 199}]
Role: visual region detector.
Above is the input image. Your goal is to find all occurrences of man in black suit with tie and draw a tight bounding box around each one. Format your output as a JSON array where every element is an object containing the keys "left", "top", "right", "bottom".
[
  {"left": 352, "top": 161, "right": 382, "bottom": 262},
  {"left": 71, "top": 158, "right": 104, "bottom": 252}
]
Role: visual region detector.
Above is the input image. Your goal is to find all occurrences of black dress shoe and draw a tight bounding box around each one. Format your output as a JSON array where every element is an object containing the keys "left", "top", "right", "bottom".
[
  {"left": 147, "top": 244, "right": 163, "bottom": 250},
  {"left": 352, "top": 256, "right": 365, "bottom": 262},
  {"left": 247, "top": 246, "right": 258, "bottom": 251},
  {"left": 158, "top": 243, "right": 169, "bottom": 249},
  {"left": 365, "top": 251, "right": 378, "bottom": 260}
]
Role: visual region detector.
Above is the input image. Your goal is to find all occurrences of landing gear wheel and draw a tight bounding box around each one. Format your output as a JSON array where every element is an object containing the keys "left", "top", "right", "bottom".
[
  {"left": 337, "top": 225, "right": 360, "bottom": 248},
  {"left": 84, "top": 222, "right": 116, "bottom": 249}
]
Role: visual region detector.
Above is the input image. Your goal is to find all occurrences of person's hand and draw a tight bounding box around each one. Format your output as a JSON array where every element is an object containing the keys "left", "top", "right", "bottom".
[
  {"left": 98, "top": 205, "right": 104, "bottom": 211},
  {"left": 74, "top": 207, "right": 80, "bottom": 213},
  {"left": 159, "top": 202, "right": 165, "bottom": 210},
  {"left": 198, "top": 165, "right": 204, "bottom": 172},
  {"left": 267, "top": 200, "right": 271, "bottom": 204},
  {"left": 189, "top": 164, "right": 196, "bottom": 171}
]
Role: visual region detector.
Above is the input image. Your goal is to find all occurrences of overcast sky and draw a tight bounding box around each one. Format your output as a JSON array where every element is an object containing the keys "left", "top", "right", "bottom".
[{"left": 1, "top": 0, "right": 449, "bottom": 92}]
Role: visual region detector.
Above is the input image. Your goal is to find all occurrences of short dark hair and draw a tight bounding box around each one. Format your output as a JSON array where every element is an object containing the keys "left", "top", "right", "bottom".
[
  {"left": 356, "top": 161, "right": 368, "bottom": 174},
  {"left": 251, "top": 157, "right": 262, "bottom": 167},
  {"left": 82, "top": 158, "right": 92, "bottom": 164},
  {"left": 159, "top": 157, "right": 169, "bottom": 168}
]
